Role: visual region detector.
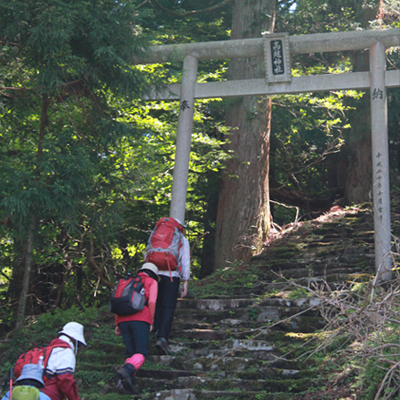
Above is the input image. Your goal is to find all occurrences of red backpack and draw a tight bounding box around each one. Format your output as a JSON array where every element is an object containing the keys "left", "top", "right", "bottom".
[
  {"left": 109, "top": 274, "right": 146, "bottom": 316},
  {"left": 145, "top": 217, "right": 184, "bottom": 273},
  {"left": 14, "top": 341, "right": 70, "bottom": 382}
]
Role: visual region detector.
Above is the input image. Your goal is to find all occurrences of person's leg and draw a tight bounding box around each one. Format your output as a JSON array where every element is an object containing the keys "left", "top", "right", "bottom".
[
  {"left": 115, "top": 321, "right": 149, "bottom": 394},
  {"left": 125, "top": 320, "right": 150, "bottom": 370},
  {"left": 155, "top": 276, "right": 180, "bottom": 355},
  {"left": 125, "top": 320, "right": 150, "bottom": 364},
  {"left": 118, "top": 321, "right": 136, "bottom": 358}
]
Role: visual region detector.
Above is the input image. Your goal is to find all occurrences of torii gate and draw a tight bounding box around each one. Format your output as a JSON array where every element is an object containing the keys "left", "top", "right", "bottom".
[{"left": 135, "top": 28, "right": 400, "bottom": 280}]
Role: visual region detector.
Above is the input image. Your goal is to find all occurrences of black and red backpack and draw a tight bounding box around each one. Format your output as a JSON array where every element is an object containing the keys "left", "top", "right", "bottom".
[{"left": 109, "top": 274, "right": 146, "bottom": 316}]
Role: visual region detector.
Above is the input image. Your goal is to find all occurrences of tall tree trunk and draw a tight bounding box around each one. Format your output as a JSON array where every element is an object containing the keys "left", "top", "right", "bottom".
[
  {"left": 343, "top": 95, "right": 372, "bottom": 204},
  {"left": 341, "top": 1, "right": 383, "bottom": 204},
  {"left": 8, "top": 238, "right": 25, "bottom": 315},
  {"left": 16, "top": 216, "right": 35, "bottom": 329},
  {"left": 200, "top": 172, "right": 219, "bottom": 278},
  {"left": 214, "top": 0, "right": 275, "bottom": 268},
  {"left": 15, "top": 94, "right": 49, "bottom": 328}
]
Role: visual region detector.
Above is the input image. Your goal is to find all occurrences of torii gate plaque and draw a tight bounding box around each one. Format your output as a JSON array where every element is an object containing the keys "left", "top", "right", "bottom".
[
  {"left": 263, "top": 32, "right": 292, "bottom": 84},
  {"left": 137, "top": 28, "right": 400, "bottom": 279}
]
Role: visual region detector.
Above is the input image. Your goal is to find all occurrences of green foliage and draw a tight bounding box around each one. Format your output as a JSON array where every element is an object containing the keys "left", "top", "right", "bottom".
[
  {"left": 0, "top": 305, "right": 101, "bottom": 379},
  {"left": 361, "top": 358, "right": 389, "bottom": 400},
  {"left": 270, "top": 73, "right": 363, "bottom": 225},
  {"left": 287, "top": 287, "right": 310, "bottom": 300},
  {"left": 191, "top": 262, "right": 261, "bottom": 299},
  {"left": 0, "top": 0, "right": 232, "bottom": 329},
  {"left": 247, "top": 307, "right": 261, "bottom": 321},
  {"left": 35, "top": 305, "right": 100, "bottom": 331}
]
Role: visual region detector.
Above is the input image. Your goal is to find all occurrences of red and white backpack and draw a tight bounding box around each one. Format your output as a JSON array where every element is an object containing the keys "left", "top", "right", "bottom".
[{"left": 145, "top": 217, "right": 184, "bottom": 274}]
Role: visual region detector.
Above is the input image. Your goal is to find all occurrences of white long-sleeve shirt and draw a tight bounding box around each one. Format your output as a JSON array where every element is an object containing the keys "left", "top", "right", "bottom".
[{"left": 157, "top": 234, "right": 190, "bottom": 281}]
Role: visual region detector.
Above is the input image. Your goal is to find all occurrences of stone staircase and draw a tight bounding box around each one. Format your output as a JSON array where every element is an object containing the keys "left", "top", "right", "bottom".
[
  {"left": 78, "top": 295, "right": 323, "bottom": 400},
  {"left": 77, "top": 203, "right": 400, "bottom": 399}
]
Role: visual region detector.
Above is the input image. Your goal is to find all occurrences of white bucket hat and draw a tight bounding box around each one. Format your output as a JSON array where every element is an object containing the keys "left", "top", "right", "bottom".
[
  {"left": 139, "top": 262, "right": 160, "bottom": 281},
  {"left": 15, "top": 364, "right": 44, "bottom": 388},
  {"left": 139, "top": 262, "right": 159, "bottom": 275},
  {"left": 59, "top": 322, "right": 87, "bottom": 346}
]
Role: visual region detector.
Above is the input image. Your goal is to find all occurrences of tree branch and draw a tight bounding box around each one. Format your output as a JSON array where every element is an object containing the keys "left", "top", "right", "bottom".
[
  {"left": 0, "top": 40, "right": 22, "bottom": 48},
  {"left": 87, "top": 232, "right": 114, "bottom": 289},
  {"left": 190, "top": 231, "right": 210, "bottom": 259},
  {"left": 37, "top": 94, "right": 49, "bottom": 161},
  {"left": 151, "top": 0, "right": 233, "bottom": 17},
  {"left": 134, "top": 0, "right": 151, "bottom": 11}
]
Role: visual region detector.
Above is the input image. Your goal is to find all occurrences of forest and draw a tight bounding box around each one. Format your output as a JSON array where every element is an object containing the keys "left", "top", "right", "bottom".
[{"left": 1, "top": 0, "right": 400, "bottom": 334}]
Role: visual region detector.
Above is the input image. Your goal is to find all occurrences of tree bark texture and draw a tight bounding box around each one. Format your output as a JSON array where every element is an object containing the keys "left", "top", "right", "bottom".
[
  {"left": 214, "top": 0, "right": 275, "bottom": 267},
  {"left": 342, "top": 55, "right": 373, "bottom": 205},
  {"left": 200, "top": 173, "right": 219, "bottom": 278},
  {"left": 340, "top": 2, "right": 382, "bottom": 204},
  {"left": 15, "top": 94, "right": 49, "bottom": 327},
  {"left": 8, "top": 238, "right": 25, "bottom": 313},
  {"left": 16, "top": 216, "right": 35, "bottom": 329}
]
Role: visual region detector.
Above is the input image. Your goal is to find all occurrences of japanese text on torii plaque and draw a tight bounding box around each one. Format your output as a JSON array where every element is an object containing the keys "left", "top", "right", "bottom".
[
  {"left": 375, "top": 152, "right": 385, "bottom": 221},
  {"left": 263, "top": 32, "right": 292, "bottom": 84}
]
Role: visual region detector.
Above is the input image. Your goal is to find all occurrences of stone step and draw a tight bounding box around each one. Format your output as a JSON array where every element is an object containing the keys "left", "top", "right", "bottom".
[
  {"left": 133, "top": 373, "right": 316, "bottom": 393},
  {"left": 148, "top": 339, "right": 276, "bottom": 360},
  {"left": 178, "top": 355, "right": 294, "bottom": 373},
  {"left": 245, "top": 271, "right": 374, "bottom": 291},
  {"left": 255, "top": 250, "right": 373, "bottom": 265},
  {"left": 78, "top": 389, "right": 293, "bottom": 400},
  {"left": 142, "top": 352, "right": 316, "bottom": 374},
  {"left": 259, "top": 265, "right": 372, "bottom": 280},
  {"left": 171, "top": 338, "right": 276, "bottom": 353},
  {"left": 77, "top": 367, "right": 318, "bottom": 398},
  {"left": 131, "top": 388, "right": 293, "bottom": 400},
  {"left": 171, "top": 314, "right": 324, "bottom": 338},
  {"left": 177, "top": 297, "right": 320, "bottom": 310},
  {"left": 80, "top": 328, "right": 313, "bottom": 368},
  {"left": 172, "top": 312, "right": 322, "bottom": 331}
]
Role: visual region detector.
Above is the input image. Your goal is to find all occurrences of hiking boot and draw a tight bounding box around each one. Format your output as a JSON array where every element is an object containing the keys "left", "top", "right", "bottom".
[
  {"left": 155, "top": 337, "right": 169, "bottom": 355},
  {"left": 114, "top": 363, "right": 139, "bottom": 395}
]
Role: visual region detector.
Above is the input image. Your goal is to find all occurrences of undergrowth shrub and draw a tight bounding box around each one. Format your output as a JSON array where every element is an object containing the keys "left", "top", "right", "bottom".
[
  {"left": 0, "top": 305, "right": 103, "bottom": 384},
  {"left": 290, "top": 270, "right": 400, "bottom": 400}
]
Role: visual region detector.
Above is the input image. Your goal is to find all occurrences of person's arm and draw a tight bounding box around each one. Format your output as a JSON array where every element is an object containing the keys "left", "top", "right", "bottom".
[
  {"left": 147, "top": 279, "right": 158, "bottom": 325},
  {"left": 39, "top": 392, "right": 52, "bottom": 400},
  {"left": 180, "top": 280, "right": 188, "bottom": 298},
  {"left": 179, "top": 236, "right": 191, "bottom": 297},
  {"left": 114, "top": 315, "right": 121, "bottom": 335},
  {"left": 56, "top": 371, "right": 80, "bottom": 400},
  {"left": 1, "top": 390, "right": 10, "bottom": 400},
  {"left": 51, "top": 348, "right": 80, "bottom": 400}
]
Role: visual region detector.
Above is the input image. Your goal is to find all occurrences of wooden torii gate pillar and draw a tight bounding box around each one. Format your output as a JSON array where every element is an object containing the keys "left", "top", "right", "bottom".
[{"left": 136, "top": 28, "right": 400, "bottom": 279}]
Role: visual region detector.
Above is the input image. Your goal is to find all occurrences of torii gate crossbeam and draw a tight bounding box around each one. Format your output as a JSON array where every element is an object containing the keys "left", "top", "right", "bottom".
[{"left": 135, "top": 28, "right": 400, "bottom": 278}]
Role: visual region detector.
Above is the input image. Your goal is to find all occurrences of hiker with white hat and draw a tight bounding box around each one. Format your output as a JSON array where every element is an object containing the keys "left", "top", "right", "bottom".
[
  {"left": 1, "top": 364, "right": 51, "bottom": 400},
  {"left": 41, "top": 322, "right": 87, "bottom": 400},
  {"left": 113, "top": 263, "right": 160, "bottom": 395}
]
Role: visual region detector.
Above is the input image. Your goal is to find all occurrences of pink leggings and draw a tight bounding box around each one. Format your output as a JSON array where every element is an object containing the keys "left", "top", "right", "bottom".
[{"left": 125, "top": 353, "right": 145, "bottom": 371}]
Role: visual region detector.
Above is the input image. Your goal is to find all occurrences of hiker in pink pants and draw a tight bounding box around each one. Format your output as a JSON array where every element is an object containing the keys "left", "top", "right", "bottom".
[{"left": 114, "top": 263, "right": 159, "bottom": 395}]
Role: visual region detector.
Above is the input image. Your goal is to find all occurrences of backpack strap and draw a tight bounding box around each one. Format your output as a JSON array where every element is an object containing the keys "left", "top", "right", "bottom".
[
  {"left": 43, "top": 340, "right": 72, "bottom": 370},
  {"left": 137, "top": 273, "right": 150, "bottom": 306},
  {"left": 166, "top": 258, "right": 173, "bottom": 282}
]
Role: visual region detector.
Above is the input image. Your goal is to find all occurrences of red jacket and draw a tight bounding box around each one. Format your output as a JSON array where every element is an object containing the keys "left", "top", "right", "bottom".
[
  {"left": 115, "top": 272, "right": 158, "bottom": 326},
  {"left": 41, "top": 338, "right": 80, "bottom": 400}
]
